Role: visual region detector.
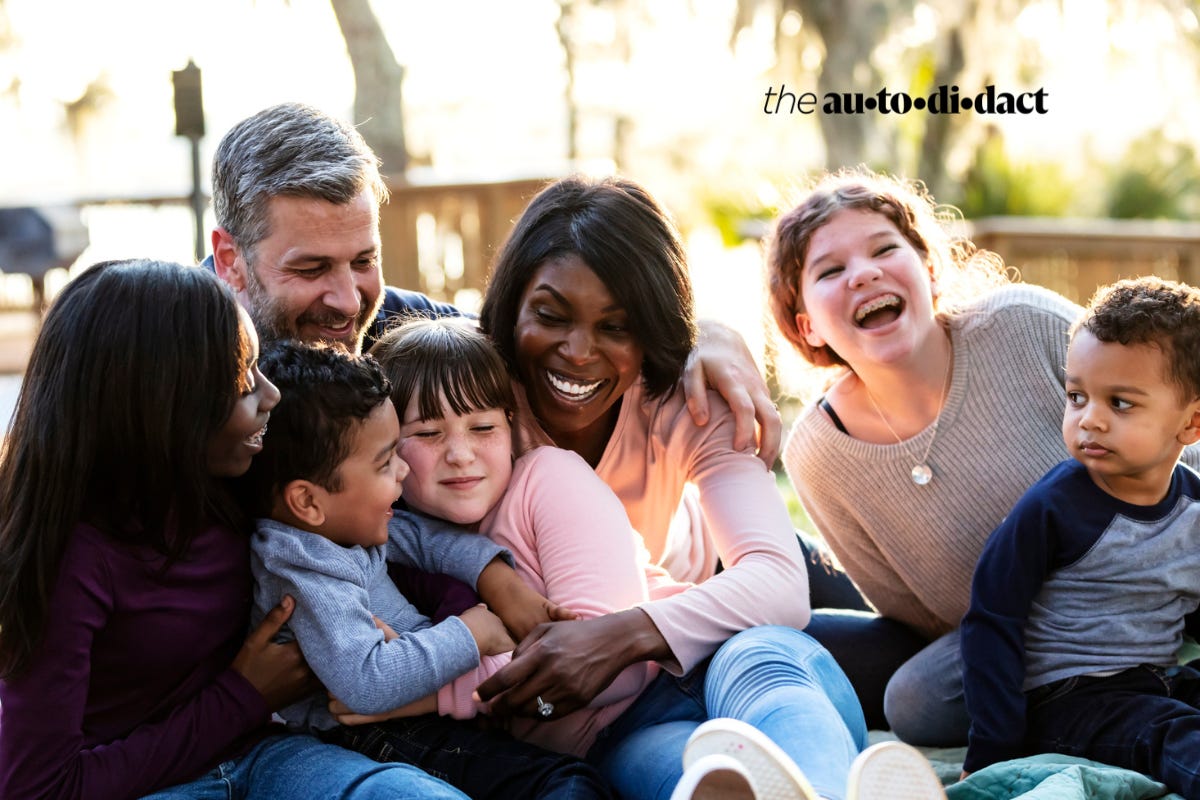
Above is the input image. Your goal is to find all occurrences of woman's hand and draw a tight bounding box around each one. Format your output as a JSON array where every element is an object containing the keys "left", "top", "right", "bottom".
[
  {"left": 685, "top": 320, "right": 782, "bottom": 468},
  {"left": 475, "top": 608, "right": 668, "bottom": 718},
  {"left": 231, "top": 595, "right": 319, "bottom": 711}
]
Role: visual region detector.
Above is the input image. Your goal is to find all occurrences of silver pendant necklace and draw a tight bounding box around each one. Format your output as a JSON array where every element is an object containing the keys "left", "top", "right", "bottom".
[{"left": 863, "top": 346, "right": 953, "bottom": 486}]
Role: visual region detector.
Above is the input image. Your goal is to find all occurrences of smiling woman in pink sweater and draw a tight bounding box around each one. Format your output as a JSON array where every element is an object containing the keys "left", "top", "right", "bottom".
[
  {"left": 457, "top": 176, "right": 882, "bottom": 800},
  {"left": 360, "top": 313, "right": 879, "bottom": 800}
]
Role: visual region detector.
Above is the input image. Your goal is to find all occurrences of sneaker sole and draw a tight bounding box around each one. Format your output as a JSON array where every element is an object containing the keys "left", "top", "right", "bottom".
[
  {"left": 683, "top": 718, "right": 819, "bottom": 800},
  {"left": 846, "top": 741, "right": 945, "bottom": 800},
  {"left": 669, "top": 754, "right": 756, "bottom": 800}
]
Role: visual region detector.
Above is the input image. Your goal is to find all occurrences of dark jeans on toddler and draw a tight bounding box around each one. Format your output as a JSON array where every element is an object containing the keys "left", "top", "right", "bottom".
[
  {"left": 322, "top": 715, "right": 615, "bottom": 800},
  {"left": 1025, "top": 660, "right": 1200, "bottom": 800}
]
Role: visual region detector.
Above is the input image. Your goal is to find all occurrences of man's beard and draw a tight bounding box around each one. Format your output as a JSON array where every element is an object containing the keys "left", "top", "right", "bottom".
[{"left": 243, "top": 262, "right": 378, "bottom": 353}]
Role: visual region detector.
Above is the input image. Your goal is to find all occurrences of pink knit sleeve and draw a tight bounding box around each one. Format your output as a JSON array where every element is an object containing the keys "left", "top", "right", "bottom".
[
  {"left": 638, "top": 392, "right": 810, "bottom": 674},
  {"left": 491, "top": 447, "right": 658, "bottom": 707},
  {"left": 436, "top": 653, "right": 510, "bottom": 719}
]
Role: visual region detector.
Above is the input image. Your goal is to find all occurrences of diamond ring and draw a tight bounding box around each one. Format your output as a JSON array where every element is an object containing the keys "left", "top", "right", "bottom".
[{"left": 536, "top": 695, "right": 554, "bottom": 718}]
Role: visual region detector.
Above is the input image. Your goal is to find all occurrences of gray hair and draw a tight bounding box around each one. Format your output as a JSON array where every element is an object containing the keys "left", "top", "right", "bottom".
[{"left": 211, "top": 102, "right": 389, "bottom": 253}]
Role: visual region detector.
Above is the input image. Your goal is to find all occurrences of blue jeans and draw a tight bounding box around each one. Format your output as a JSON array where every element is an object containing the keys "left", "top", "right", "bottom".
[
  {"left": 587, "top": 626, "right": 868, "bottom": 800},
  {"left": 138, "top": 733, "right": 468, "bottom": 799},
  {"left": 883, "top": 630, "right": 970, "bottom": 746},
  {"left": 1026, "top": 661, "right": 1200, "bottom": 799},
  {"left": 324, "top": 714, "right": 613, "bottom": 799},
  {"left": 805, "top": 612, "right": 969, "bottom": 746}
]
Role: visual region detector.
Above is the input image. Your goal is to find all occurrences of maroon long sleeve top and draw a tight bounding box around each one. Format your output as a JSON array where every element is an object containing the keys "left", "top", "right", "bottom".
[{"left": 0, "top": 522, "right": 273, "bottom": 800}]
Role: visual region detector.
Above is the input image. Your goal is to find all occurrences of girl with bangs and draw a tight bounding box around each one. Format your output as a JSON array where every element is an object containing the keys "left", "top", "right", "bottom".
[{"left": 367, "top": 317, "right": 664, "bottom": 752}]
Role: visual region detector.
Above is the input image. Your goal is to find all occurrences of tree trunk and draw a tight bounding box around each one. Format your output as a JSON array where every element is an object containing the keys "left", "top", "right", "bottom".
[
  {"left": 330, "top": 0, "right": 408, "bottom": 180},
  {"left": 796, "top": 0, "right": 914, "bottom": 169},
  {"left": 917, "top": 21, "right": 967, "bottom": 198}
]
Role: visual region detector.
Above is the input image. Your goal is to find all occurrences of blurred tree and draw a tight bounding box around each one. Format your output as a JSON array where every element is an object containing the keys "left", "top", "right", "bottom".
[
  {"left": 956, "top": 125, "right": 1074, "bottom": 216},
  {"left": 733, "top": 0, "right": 1041, "bottom": 197},
  {"left": 735, "top": 0, "right": 906, "bottom": 172},
  {"left": 1103, "top": 129, "right": 1200, "bottom": 219},
  {"left": 330, "top": 0, "right": 408, "bottom": 180},
  {"left": 554, "top": 0, "right": 638, "bottom": 170}
]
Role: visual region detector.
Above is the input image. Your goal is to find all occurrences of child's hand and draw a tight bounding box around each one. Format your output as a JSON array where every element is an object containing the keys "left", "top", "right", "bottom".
[
  {"left": 476, "top": 558, "right": 579, "bottom": 640},
  {"left": 328, "top": 693, "right": 437, "bottom": 725},
  {"left": 460, "top": 603, "right": 516, "bottom": 656}
]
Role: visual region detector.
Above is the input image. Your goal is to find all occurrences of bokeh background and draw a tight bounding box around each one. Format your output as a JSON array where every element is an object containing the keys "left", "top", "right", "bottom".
[{"left": 3, "top": 0, "right": 1200, "bottom": 462}]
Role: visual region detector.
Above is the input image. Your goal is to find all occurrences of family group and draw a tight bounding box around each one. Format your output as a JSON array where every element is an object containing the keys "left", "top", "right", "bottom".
[{"left": 1, "top": 101, "right": 1198, "bottom": 800}]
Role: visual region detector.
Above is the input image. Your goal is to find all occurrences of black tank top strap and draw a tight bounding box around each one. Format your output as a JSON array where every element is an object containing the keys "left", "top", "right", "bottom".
[{"left": 818, "top": 396, "right": 848, "bottom": 434}]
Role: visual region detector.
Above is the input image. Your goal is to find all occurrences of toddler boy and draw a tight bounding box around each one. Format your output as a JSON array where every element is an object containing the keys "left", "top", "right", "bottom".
[{"left": 960, "top": 276, "right": 1200, "bottom": 798}]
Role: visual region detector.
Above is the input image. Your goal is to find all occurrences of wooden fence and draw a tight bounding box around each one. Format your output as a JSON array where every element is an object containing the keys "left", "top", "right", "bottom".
[
  {"left": 377, "top": 177, "right": 552, "bottom": 309},
  {"left": 378, "top": 196, "right": 1200, "bottom": 309},
  {"left": 968, "top": 216, "right": 1200, "bottom": 304}
]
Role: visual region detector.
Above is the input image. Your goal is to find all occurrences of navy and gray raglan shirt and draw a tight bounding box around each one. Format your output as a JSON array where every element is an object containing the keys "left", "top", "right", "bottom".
[{"left": 961, "top": 459, "right": 1200, "bottom": 772}]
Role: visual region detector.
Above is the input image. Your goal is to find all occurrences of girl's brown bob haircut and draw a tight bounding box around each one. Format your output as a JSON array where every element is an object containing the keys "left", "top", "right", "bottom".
[{"left": 370, "top": 316, "right": 517, "bottom": 422}]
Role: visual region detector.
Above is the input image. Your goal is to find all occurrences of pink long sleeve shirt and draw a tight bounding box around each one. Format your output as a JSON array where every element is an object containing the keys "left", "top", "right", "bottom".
[
  {"left": 513, "top": 382, "right": 810, "bottom": 675},
  {"left": 435, "top": 383, "right": 809, "bottom": 756},
  {"left": 523, "top": 383, "right": 811, "bottom": 671},
  {"left": 436, "top": 445, "right": 668, "bottom": 755}
]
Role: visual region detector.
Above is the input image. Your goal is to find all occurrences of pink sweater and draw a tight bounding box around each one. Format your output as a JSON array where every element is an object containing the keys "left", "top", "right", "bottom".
[
  {"left": 435, "top": 384, "right": 808, "bottom": 757},
  {"left": 436, "top": 446, "right": 671, "bottom": 755},
  {"left": 515, "top": 381, "right": 809, "bottom": 674}
]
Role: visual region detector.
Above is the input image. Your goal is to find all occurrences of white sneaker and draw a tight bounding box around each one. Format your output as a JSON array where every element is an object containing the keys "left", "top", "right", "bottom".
[
  {"left": 669, "top": 753, "right": 756, "bottom": 800},
  {"left": 679, "top": 718, "right": 820, "bottom": 800},
  {"left": 845, "top": 741, "right": 946, "bottom": 800}
]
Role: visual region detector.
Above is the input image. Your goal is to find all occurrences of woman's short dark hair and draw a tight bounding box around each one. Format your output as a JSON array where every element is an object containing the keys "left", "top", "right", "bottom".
[
  {"left": 370, "top": 316, "right": 516, "bottom": 423},
  {"left": 479, "top": 175, "right": 697, "bottom": 399},
  {"left": 0, "top": 259, "right": 249, "bottom": 678}
]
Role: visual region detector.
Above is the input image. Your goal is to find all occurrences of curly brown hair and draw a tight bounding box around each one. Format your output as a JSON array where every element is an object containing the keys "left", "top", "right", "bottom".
[
  {"left": 766, "top": 167, "right": 1008, "bottom": 368},
  {"left": 1075, "top": 276, "right": 1200, "bottom": 400}
]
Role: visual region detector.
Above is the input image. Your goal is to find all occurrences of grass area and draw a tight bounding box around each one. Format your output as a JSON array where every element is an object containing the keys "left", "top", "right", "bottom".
[{"left": 775, "top": 469, "right": 818, "bottom": 537}]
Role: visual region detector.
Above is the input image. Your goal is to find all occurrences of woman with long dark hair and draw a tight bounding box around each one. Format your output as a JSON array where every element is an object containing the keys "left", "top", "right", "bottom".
[{"left": 0, "top": 259, "right": 470, "bottom": 800}]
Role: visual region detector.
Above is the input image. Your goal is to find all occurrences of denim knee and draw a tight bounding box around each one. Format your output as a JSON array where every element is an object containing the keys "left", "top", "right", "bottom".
[
  {"left": 709, "top": 625, "right": 819, "bottom": 673},
  {"left": 883, "top": 632, "right": 969, "bottom": 746}
]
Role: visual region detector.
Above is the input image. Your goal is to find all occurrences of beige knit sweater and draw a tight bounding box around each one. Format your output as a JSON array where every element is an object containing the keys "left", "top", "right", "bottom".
[{"left": 784, "top": 284, "right": 1080, "bottom": 640}]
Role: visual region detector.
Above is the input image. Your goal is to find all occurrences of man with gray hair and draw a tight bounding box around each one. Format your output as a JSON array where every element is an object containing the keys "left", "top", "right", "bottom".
[
  {"left": 209, "top": 102, "right": 453, "bottom": 354},
  {"left": 206, "top": 102, "right": 782, "bottom": 464}
]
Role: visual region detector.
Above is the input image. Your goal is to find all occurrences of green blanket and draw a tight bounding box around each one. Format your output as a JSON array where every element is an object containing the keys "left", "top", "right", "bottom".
[
  {"left": 945, "top": 755, "right": 1182, "bottom": 800},
  {"left": 866, "top": 733, "right": 1184, "bottom": 800},
  {"left": 886, "top": 640, "right": 1200, "bottom": 798}
]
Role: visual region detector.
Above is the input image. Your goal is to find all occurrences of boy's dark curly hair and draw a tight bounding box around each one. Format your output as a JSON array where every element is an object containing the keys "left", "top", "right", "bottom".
[
  {"left": 241, "top": 340, "right": 392, "bottom": 515},
  {"left": 1075, "top": 276, "right": 1200, "bottom": 399}
]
